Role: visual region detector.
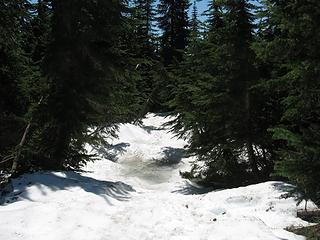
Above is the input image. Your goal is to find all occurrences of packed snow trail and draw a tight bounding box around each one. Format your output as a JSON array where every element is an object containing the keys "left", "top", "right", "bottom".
[{"left": 0, "top": 114, "right": 312, "bottom": 240}]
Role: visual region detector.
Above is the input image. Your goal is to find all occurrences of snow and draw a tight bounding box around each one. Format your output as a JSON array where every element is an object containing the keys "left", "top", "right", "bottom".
[{"left": 0, "top": 113, "right": 312, "bottom": 240}]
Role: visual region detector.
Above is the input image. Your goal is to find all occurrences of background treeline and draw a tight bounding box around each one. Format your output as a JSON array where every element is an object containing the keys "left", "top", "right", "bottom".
[{"left": 0, "top": 0, "right": 319, "bottom": 206}]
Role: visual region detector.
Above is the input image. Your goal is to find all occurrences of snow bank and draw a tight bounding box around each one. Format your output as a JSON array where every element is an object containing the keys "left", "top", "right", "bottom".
[{"left": 0, "top": 113, "right": 311, "bottom": 240}]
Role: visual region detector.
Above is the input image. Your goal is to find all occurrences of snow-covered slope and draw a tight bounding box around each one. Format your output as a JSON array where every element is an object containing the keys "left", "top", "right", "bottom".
[{"left": 0, "top": 113, "right": 310, "bottom": 240}]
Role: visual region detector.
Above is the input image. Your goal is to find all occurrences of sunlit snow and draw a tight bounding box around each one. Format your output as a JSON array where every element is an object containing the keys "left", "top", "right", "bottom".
[{"left": 0, "top": 113, "right": 311, "bottom": 240}]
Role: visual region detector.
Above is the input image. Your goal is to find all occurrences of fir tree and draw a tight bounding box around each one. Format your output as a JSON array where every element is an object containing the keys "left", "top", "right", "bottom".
[
  {"left": 0, "top": 0, "right": 36, "bottom": 174},
  {"left": 190, "top": 1, "right": 201, "bottom": 42},
  {"left": 154, "top": 0, "right": 191, "bottom": 111},
  {"left": 132, "top": 0, "right": 157, "bottom": 59},
  {"left": 257, "top": 0, "right": 320, "bottom": 206},
  {"left": 157, "top": 0, "right": 190, "bottom": 66},
  {"left": 171, "top": 0, "right": 275, "bottom": 187},
  {"left": 35, "top": 0, "right": 136, "bottom": 170},
  {"left": 130, "top": 0, "right": 160, "bottom": 113},
  {"left": 206, "top": 0, "right": 223, "bottom": 30}
]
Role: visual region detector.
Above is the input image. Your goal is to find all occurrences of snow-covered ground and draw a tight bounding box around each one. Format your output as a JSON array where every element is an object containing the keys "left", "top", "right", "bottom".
[{"left": 0, "top": 113, "right": 312, "bottom": 240}]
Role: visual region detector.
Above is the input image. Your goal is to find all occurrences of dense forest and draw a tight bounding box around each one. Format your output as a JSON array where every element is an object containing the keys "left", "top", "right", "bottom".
[{"left": 0, "top": 0, "right": 319, "bottom": 208}]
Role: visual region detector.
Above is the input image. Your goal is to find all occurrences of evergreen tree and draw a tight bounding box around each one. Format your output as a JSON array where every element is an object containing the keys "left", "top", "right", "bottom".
[
  {"left": 34, "top": 0, "right": 137, "bottom": 170},
  {"left": 130, "top": 0, "right": 160, "bottom": 113},
  {"left": 206, "top": 0, "right": 223, "bottom": 30},
  {"left": 24, "top": 0, "right": 52, "bottom": 64},
  {"left": 0, "top": 0, "right": 36, "bottom": 174},
  {"left": 171, "top": 0, "right": 275, "bottom": 187},
  {"left": 18, "top": 0, "right": 52, "bottom": 115},
  {"left": 190, "top": 1, "right": 201, "bottom": 42},
  {"left": 153, "top": 0, "right": 191, "bottom": 111},
  {"left": 256, "top": 0, "right": 320, "bottom": 206},
  {"left": 157, "top": 0, "right": 191, "bottom": 66},
  {"left": 132, "top": 0, "right": 157, "bottom": 59},
  {"left": 224, "top": 0, "right": 259, "bottom": 177}
]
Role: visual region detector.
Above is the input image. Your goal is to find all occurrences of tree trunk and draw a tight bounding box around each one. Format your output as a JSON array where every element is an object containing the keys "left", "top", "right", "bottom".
[
  {"left": 11, "top": 122, "right": 31, "bottom": 176},
  {"left": 246, "top": 140, "right": 259, "bottom": 177},
  {"left": 11, "top": 97, "right": 43, "bottom": 176},
  {"left": 244, "top": 64, "right": 259, "bottom": 178}
]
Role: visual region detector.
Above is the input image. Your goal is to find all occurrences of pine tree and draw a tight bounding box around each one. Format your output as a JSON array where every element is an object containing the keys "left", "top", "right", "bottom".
[
  {"left": 34, "top": 0, "right": 135, "bottom": 170},
  {"left": 257, "top": 0, "right": 320, "bottom": 206},
  {"left": 130, "top": 0, "right": 159, "bottom": 113},
  {"left": 224, "top": 0, "right": 259, "bottom": 177},
  {"left": 171, "top": 0, "right": 275, "bottom": 187},
  {"left": 157, "top": 0, "right": 190, "bottom": 66},
  {"left": 153, "top": 0, "right": 191, "bottom": 112},
  {"left": 10, "top": 0, "right": 53, "bottom": 175},
  {"left": 132, "top": 0, "right": 157, "bottom": 59},
  {"left": 206, "top": 0, "right": 224, "bottom": 30},
  {"left": 25, "top": 0, "right": 52, "bottom": 64},
  {"left": 19, "top": 0, "right": 51, "bottom": 111},
  {"left": 0, "top": 0, "right": 27, "bottom": 116},
  {"left": 0, "top": 0, "right": 36, "bottom": 174},
  {"left": 190, "top": 1, "right": 201, "bottom": 42}
]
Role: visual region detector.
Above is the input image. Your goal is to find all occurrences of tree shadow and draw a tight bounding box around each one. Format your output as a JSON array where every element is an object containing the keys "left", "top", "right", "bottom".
[
  {"left": 93, "top": 142, "right": 130, "bottom": 162},
  {"left": 1, "top": 171, "right": 135, "bottom": 206},
  {"left": 141, "top": 112, "right": 174, "bottom": 133},
  {"left": 142, "top": 125, "right": 164, "bottom": 134},
  {"left": 155, "top": 147, "right": 185, "bottom": 166},
  {"left": 153, "top": 112, "right": 172, "bottom": 117},
  {"left": 172, "top": 181, "right": 215, "bottom": 195},
  {"left": 270, "top": 181, "right": 295, "bottom": 192}
]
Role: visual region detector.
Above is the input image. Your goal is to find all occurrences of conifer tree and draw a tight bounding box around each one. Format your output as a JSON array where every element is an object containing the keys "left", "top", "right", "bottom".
[
  {"left": 190, "top": 1, "right": 201, "bottom": 42},
  {"left": 19, "top": 0, "right": 51, "bottom": 110},
  {"left": 256, "top": 0, "right": 320, "bottom": 206},
  {"left": 35, "top": 0, "right": 136, "bottom": 170},
  {"left": 0, "top": 0, "right": 36, "bottom": 174},
  {"left": 157, "top": 0, "right": 191, "bottom": 66},
  {"left": 25, "top": 0, "right": 52, "bottom": 64},
  {"left": 171, "top": 0, "right": 275, "bottom": 187},
  {"left": 130, "top": 0, "right": 159, "bottom": 113},
  {"left": 132, "top": 0, "right": 157, "bottom": 59},
  {"left": 154, "top": 0, "right": 191, "bottom": 111}
]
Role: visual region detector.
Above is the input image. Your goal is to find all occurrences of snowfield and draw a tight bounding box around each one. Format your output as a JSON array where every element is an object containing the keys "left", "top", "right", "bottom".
[{"left": 0, "top": 113, "right": 312, "bottom": 240}]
